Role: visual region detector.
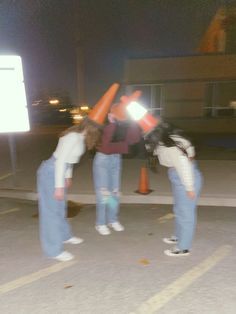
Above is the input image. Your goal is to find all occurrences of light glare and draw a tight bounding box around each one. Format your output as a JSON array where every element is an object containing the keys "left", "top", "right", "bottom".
[
  {"left": 0, "top": 56, "right": 30, "bottom": 132},
  {"left": 126, "top": 101, "right": 147, "bottom": 121},
  {"left": 49, "top": 99, "right": 59, "bottom": 105}
]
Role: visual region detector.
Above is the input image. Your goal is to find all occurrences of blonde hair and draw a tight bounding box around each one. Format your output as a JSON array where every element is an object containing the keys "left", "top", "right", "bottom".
[{"left": 60, "top": 119, "right": 102, "bottom": 150}]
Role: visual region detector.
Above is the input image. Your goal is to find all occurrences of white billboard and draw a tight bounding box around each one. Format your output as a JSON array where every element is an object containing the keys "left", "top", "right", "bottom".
[{"left": 0, "top": 55, "right": 30, "bottom": 132}]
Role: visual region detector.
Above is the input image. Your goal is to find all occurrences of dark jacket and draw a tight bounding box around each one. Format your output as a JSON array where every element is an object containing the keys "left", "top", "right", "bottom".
[{"left": 97, "top": 122, "right": 141, "bottom": 155}]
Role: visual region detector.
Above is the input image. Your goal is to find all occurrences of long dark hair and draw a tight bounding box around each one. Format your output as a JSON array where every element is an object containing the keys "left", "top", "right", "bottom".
[{"left": 146, "top": 122, "right": 191, "bottom": 155}]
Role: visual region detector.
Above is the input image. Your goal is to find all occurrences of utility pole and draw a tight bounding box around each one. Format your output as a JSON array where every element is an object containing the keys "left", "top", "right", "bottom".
[{"left": 74, "top": 1, "right": 86, "bottom": 106}]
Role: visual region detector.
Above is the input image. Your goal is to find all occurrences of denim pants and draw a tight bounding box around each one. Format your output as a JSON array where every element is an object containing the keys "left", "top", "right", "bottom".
[
  {"left": 37, "top": 156, "right": 72, "bottom": 257},
  {"left": 93, "top": 152, "right": 121, "bottom": 225},
  {"left": 168, "top": 162, "right": 203, "bottom": 250}
]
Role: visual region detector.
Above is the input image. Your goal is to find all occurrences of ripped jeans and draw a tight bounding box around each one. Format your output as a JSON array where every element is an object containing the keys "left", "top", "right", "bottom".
[{"left": 93, "top": 152, "right": 121, "bottom": 225}]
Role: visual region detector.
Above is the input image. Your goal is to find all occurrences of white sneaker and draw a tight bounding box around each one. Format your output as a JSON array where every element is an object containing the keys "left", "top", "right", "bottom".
[
  {"left": 108, "top": 222, "right": 124, "bottom": 232},
  {"left": 163, "top": 236, "right": 178, "bottom": 244},
  {"left": 64, "top": 237, "right": 84, "bottom": 244},
  {"left": 164, "top": 247, "right": 190, "bottom": 257},
  {"left": 54, "top": 251, "right": 74, "bottom": 262},
  {"left": 95, "top": 225, "right": 111, "bottom": 235}
]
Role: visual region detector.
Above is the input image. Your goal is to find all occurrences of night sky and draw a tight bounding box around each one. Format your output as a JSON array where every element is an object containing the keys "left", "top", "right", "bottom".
[{"left": 0, "top": 0, "right": 235, "bottom": 105}]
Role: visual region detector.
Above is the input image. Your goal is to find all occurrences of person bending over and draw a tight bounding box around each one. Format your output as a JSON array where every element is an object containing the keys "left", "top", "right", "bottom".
[
  {"left": 145, "top": 122, "right": 203, "bottom": 256},
  {"left": 37, "top": 120, "right": 101, "bottom": 261}
]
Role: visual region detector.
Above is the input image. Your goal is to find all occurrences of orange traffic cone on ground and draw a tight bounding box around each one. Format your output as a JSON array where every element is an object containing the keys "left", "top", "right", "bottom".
[
  {"left": 135, "top": 166, "right": 153, "bottom": 194},
  {"left": 88, "top": 83, "right": 120, "bottom": 126}
]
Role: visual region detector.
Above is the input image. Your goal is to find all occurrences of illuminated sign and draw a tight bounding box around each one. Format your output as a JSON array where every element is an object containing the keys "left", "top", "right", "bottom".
[{"left": 0, "top": 56, "right": 30, "bottom": 132}]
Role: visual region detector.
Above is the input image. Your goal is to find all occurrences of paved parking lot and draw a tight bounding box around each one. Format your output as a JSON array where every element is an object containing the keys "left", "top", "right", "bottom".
[{"left": 0, "top": 198, "right": 235, "bottom": 314}]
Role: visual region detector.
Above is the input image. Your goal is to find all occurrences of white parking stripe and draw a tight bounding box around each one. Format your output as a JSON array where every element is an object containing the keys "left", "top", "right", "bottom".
[
  {"left": 130, "top": 245, "right": 232, "bottom": 314},
  {"left": 0, "top": 173, "right": 13, "bottom": 180},
  {"left": 0, "top": 260, "right": 77, "bottom": 295},
  {"left": 158, "top": 213, "right": 175, "bottom": 223},
  {"left": 0, "top": 208, "right": 20, "bottom": 215}
]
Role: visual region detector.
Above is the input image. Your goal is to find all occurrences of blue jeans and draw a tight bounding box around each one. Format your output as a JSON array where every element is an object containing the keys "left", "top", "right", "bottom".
[
  {"left": 37, "top": 156, "right": 72, "bottom": 257},
  {"left": 168, "top": 162, "right": 203, "bottom": 250},
  {"left": 93, "top": 152, "right": 121, "bottom": 225}
]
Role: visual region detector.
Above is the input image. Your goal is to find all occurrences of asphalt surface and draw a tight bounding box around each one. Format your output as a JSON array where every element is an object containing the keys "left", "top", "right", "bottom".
[
  {"left": 0, "top": 198, "right": 235, "bottom": 314},
  {"left": 0, "top": 125, "right": 235, "bottom": 313}
]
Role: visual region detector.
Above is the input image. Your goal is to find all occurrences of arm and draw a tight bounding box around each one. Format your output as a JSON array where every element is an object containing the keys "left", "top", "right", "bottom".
[
  {"left": 170, "top": 149, "right": 195, "bottom": 198},
  {"left": 65, "top": 165, "right": 73, "bottom": 189},
  {"left": 54, "top": 133, "right": 78, "bottom": 200},
  {"left": 99, "top": 123, "right": 129, "bottom": 154}
]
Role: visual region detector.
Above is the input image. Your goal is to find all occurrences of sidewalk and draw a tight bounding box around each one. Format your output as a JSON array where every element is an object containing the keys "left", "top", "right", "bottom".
[{"left": 0, "top": 158, "right": 235, "bottom": 207}]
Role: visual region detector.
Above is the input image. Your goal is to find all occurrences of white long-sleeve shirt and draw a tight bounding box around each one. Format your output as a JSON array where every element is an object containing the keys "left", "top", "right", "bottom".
[
  {"left": 53, "top": 132, "right": 85, "bottom": 188},
  {"left": 154, "top": 135, "right": 195, "bottom": 191}
]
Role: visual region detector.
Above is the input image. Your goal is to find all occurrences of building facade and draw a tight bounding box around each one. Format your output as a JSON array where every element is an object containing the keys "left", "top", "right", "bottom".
[{"left": 124, "top": 54, "right": 236, "bottom": 120}]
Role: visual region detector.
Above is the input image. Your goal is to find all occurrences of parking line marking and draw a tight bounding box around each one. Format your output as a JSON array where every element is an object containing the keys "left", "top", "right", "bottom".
[
  {"left": 130, "top": 245, "right": 232, "bottom": 314},
  {"left": 0, "top": 208, "right": 20, "bottom": 215},
  {"left": 0, "top": 173, "right": 13, "bottom": 180},
  {"left": 158, "top": 213, "right": 175, "bottom": 223},
  {"left": 0, "top": 260, "right": 77, "bottom": 295}
]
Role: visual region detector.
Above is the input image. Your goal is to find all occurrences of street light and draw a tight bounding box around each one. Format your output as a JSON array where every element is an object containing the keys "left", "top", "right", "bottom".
[{"left": 0, "top": 55, "right": 30, "bottom": 185}]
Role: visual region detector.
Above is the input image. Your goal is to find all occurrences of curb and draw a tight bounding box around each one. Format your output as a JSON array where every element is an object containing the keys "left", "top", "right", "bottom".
[{"left": 0, "top": 189, "right": 235, "bottom": 207}]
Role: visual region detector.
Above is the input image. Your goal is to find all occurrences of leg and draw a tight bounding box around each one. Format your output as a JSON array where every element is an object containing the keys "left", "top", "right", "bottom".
[
  {"left": 93, "top": 153, "right": 110, "bottom": 226},
  {"left": 168, "top": 169, "right": 181, "bottom": 241},
  {"left": 168, "top": 165, "right": 203, "bottom": 251},
  {"left": 174, "top": 188, "right": 196, "bottom": 250},
  {"left": 37, "top": 160, "right": 64, "bottom": 257},
  {"left": 107, "top": 154, "right": 121, "bottom": 224},
  {"left": 58, "top": 196, "right": 73, "bottom": 242}
]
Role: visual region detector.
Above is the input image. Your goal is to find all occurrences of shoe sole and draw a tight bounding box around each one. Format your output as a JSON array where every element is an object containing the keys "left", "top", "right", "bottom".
[
  {"left": 53, "top": 254, "right": 74, "bottom": 262},
  {"left": 162, "top": 238, "right": 178, "bottom": 244},
  {"left": 164, "top": 249, "right": 190, "bottom": 257},
  {"left": 63, "top": 239, "right": 84, "bottom": 244},
  {"left": 109, "top": 228, "right": 124, "bottom": 232},
  {"left": 108, "top": 224, "right": 124, "bottom": 232},
  {"left": 95, "top": 227, "right": 111, "bottom": 235},
  {"left": 55, "top": 256, "right": 74, "bottom": 262}
]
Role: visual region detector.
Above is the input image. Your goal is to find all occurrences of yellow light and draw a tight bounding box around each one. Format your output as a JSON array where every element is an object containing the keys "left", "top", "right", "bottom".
[
  {"left": 230, "top": 101, "right": 236, "bottom": 109},
  {"left": 80, "top": 106, "right": 89, "bottom": 110},
  {"left": 70, "top": 108, "right": 80, "bottom": 114},
  {"left": 126, "top": 101, "right": 147, "bottom": 121},
  {"left": 59, "top": 108, "right": 67, "bottom": 112},
  {"left": 49, "top": 99, "right": 59, "bottom": 105},
  {"left": 73, "top": 114, "right": 83, "bottom": 121}
]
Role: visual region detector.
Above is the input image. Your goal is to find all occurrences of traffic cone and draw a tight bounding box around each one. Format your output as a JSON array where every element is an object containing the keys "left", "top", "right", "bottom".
[
  {"left": 138, "top": 113, "right": 160, "bottom": 134},
  {"left": 110, "top": 90, "right": 142, "bottom": 121},
  {"left": 126, "top": 101, "right": 160, "bottom": 134},
  {"left": 135, "top": 166, "right": 153, "bottom": 194},
  {"left": 88, "top": 83, "right": 120, "bottom": 126}
]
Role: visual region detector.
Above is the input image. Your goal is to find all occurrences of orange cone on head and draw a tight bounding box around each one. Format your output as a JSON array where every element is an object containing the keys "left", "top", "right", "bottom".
[
  {"left": 110, "top": 90, "right": 142, "bottom": 121},
  {"left": 126, "top": 101, "right": 160, "bottom": 135},
  {"left": 88, "top": 83, "right": 120, "bottom": 126},
  {"left": 138, "top": 113, "right": 159, "bottom": 134}
]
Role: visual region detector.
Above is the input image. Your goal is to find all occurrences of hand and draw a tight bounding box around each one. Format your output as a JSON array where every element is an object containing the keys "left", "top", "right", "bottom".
[
  {"left": 108, "top": 113, "right": 116, "bottom": 123},
  {"left": 65, "top": 178, "right": 72, "bottom": 189},
  {"left": 187, "top": 191, "right": 196, "bottom": 199},
  {"left": 54, "top": 187, "right": 65, "bottom": 201}
]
